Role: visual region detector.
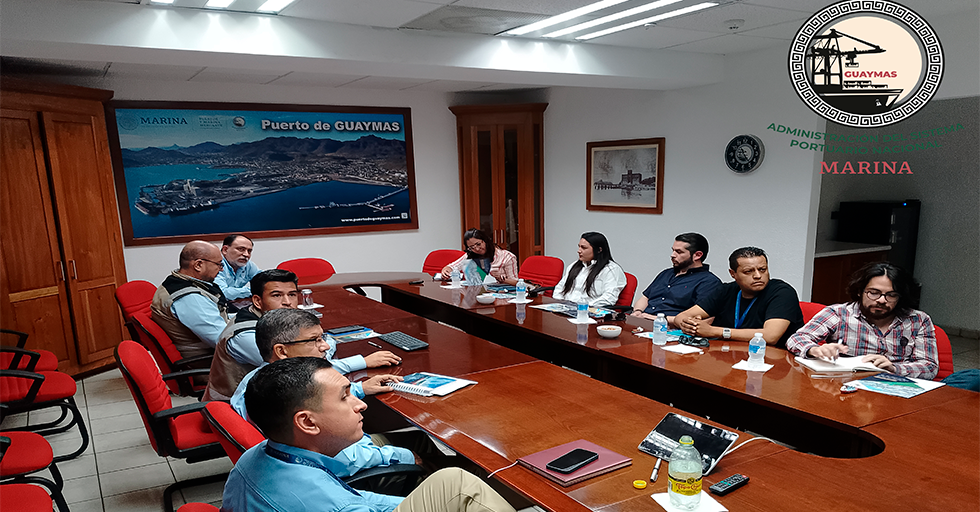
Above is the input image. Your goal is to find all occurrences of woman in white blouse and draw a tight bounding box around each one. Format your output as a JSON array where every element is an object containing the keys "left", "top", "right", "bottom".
[
  {"left": 441, "top": 228, "right": 519, "bottom": 285},
  {"left": 553, "top": 232, "right": 627, "bottom": 307}
]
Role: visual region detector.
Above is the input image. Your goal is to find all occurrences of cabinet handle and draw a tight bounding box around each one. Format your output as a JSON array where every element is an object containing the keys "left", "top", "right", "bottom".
[
  {"left": 69, "top": 260, "right": 78, "bottom": 280},
  {"left": 57, "top": 261, "right": 66, "bottom": 281}
]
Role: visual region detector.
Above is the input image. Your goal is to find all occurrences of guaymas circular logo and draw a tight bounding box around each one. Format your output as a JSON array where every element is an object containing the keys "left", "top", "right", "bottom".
[{"left": 788, "top": 0, "right": 943, "bottom": 128}]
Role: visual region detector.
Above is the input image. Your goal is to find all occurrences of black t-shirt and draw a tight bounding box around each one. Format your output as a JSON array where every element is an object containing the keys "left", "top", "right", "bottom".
[{"left": 696, "top": 279, "right": 804, "bottom": 348}]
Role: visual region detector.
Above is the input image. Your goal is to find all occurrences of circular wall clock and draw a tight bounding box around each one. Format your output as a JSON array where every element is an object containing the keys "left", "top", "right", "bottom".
[{"left": 725, "top": 135, "right": 765, "bottom": 174}]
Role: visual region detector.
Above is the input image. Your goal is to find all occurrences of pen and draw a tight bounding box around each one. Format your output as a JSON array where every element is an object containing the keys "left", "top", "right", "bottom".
[
  {"left": 367, "top": 341, "right": 382, "bottom": 349},
  {"left": 650, "top": 458, "right": 662, "bottom": 482}
]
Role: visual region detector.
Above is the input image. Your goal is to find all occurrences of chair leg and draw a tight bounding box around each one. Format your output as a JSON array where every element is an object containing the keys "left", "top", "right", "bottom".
[
  {"left": 50, "top": 399, "right": 91, "bottom": 463},
  {"left": 17, "top": 405, "right": 69, "bottom": 433},
  {"left": 13, "top": 474, "right": 70, "bottom": 512},
  {"left": 163, "top": 473, "right": 229, "bottom": 512}
]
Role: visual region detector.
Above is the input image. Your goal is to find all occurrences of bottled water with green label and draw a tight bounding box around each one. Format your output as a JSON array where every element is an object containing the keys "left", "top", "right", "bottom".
[{"left": 668, "top": 435, "right": 702, "bottom": 510}]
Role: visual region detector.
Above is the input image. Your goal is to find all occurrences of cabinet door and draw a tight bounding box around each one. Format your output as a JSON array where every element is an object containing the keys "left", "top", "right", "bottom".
[
  {"left": 0, "top": 109, "right": 77, "bottom": 367},
  {"left": 42, "top": 111, "right": 127, "bottom": 364}
]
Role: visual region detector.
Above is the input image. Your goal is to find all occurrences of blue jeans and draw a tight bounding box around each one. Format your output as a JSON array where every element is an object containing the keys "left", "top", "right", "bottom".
[{"left": 942, "top": 369, "right": 980, "bottom": 392}]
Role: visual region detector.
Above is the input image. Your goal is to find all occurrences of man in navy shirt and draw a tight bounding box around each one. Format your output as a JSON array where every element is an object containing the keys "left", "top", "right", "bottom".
[{"left": 631, "top": 233, "right": 721, "bottom": 327}]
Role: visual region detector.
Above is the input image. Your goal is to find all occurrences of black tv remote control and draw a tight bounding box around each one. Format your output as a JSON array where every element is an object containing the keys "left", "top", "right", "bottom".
[{"left": 708, "top": 473, "right": 749, "bottom": 495}]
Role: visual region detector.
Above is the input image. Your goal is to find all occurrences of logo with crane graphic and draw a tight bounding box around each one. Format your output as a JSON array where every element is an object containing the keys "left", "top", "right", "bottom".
[{"left": 789, "top": 0, "right": 943, "bottom": 128}]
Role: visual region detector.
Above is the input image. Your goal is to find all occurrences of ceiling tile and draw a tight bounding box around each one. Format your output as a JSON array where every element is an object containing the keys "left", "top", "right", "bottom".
[
  {"left": 666, "top": 33, "right": 787, "bottom": 55},
  {"left": 266, "top": 71, "right": 366, "bottom": 87},
  {"left": 282, "top": 0, "right": 443, "bottom": 29},
  {"left": 403, "top": 79, "right": 499, "bottom": 92},
  {"left": 453, "top": 0, "right": 597, "bottom": 16},
  {"left": 338, "top": 75, "right": 437, "bottom": 90},
  {"left": 739, "top": 19, "right": 803, "bottom": 40},
  {"left": 656, "top": 2, "right": 809, "bottom": 35},
  {"left": 107, "top": 62, "right": 205, "bottom": 80},
  {"left": 589, "top": 24, "right": 720, "bottom": 49},
  {"left": 189, "top": 67, "right": 287, "bottom": 84}
]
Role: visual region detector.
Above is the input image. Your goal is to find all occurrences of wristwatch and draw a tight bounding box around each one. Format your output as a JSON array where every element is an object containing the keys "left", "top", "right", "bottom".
[{"left": 723, "top": 328, "right": 732, "bottom": 339}]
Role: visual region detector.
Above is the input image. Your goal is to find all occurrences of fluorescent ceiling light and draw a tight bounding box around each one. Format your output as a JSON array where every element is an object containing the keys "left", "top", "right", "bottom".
[
  {"left": 257, "top": 0, "right": 296, "bottom": 13},
  {"left": 149, "top": 0, "right": 176, "bottom": 4},
  {"left": 543, "top": 0, "right": 683, "bottom": 38},
  {"left": 577, "top": 2, "right": 717, "bottom": 40},
  {"left": 206, "top": 0, "right": 235, "bottom": 8},
  {"left": 504, "top": 0, "right": 628, "bottom": 36}
]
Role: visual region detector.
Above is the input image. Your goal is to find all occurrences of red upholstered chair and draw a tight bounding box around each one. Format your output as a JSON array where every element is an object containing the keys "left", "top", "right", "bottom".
[
  {"left": 615, "top": 272, "right": 639, "bottom": 307},
  {"left": 518, "top": 256, "right": 565, "bottom": 296},
  {"left": 114, "top": 340, "right": 227, "bottom": 512},
  {"left": 1, "top": 330, "right": 58, "bottom": 372},
  {"left": 0, "top": 369, "right": 88, "bottom": 463},
  {"left": 422, "top": 249, "right": 465, "bottom": 276},
  {"left": 131, "top": 312, "right": 210, "bottom": 397},
  {"left": 115, "top": 280, "right": 159, "bottom": 340},
  {"left": 178, "top": 504, "right": 220, "bottom": 512},
  {"left": 0, "top": 432, "right": 69, "bottom": 511},
  {"left": 0, "top": 482, "right": 54, "bottom": 512},
  {"left": 202, "top": 401, "right": 264, "bottom": 464},
  {"left": 934, "top": 326, "right": 955, "bottom": 381},
  {"left": 277, "top": 258, "right": 336, "bottom": 284},
  {"left": 799, "top": 301, "right": 827, "bottom": 323}
]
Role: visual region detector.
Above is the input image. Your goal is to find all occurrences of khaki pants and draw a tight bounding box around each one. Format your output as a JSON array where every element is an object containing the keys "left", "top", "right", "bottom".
[{"left": 394, "top": 468, "right": 517, "bottom": 512}]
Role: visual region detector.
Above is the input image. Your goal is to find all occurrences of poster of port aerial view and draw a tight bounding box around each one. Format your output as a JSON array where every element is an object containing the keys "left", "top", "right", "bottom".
[{"left": 109, "top": 103, "right": 417, "bottom": 245}]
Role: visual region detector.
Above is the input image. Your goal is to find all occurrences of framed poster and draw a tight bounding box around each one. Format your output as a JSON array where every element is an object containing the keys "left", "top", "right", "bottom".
[
  {"left": 107, "top": 101, "right": 418, "bottom": 246},
  {"left": 586, "top": 137, "right": 664, "bottom": 214}
]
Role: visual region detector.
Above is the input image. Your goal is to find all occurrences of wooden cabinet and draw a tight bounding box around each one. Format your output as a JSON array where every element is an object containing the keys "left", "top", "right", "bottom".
[
  {"left": 449, "top": 104, "right": 546, "bottom": 262},
  {"left": 1, "top": 79, "right": 128, "bottom": 374}
]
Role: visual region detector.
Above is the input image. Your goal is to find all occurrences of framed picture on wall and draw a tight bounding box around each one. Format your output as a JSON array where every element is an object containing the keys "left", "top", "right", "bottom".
[
  {"left": 106, "top": 101, "right": 419, "bottom": 246},
  {"left": 586, "top": 137, "right": 665, "bottom": 214}
]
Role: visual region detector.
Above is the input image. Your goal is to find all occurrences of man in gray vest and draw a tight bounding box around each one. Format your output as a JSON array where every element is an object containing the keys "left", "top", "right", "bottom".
[{"left": 151, "top": 240, "right": 230, "bottom": 361}]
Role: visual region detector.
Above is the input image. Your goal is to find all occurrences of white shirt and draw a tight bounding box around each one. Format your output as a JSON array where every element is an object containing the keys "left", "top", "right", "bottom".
[{"left": 553, "top": 260, "right": 627, "bottom": 307}]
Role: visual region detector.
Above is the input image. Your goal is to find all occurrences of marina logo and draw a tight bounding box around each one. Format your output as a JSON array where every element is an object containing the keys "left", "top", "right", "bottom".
[
  {"left": 233, "top": 116, "right": 246, "bottom": 128},
  {"left": 117, "top": 113, "right": 139, "bottom": 131},
  {"left": 788, "top": 0, "right": 943, "bottom": 128}
]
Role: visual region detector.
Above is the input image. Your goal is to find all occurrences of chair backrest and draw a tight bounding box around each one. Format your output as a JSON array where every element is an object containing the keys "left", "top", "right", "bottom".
[
  {"left": 422, "top": 249, "right": 465, "bottom": 276},
  {"left": 934, "top": 326, "right": 955, "bottom": 381},
  {"left": 615, "top": 272, "right": 639, "bottom": 307},
  {"left": 115, "top": 280, "right": 158, "bottom": 321},
  {"left": 518, "top": 256, "right": 565, "bottom": 295},
  {"left": 114, "top": 340, "right": 175, "bottom": 455},
  {"left": 799, "top": 301, "right": 827, "bottom": 323},
  {"left": 130, "top": 312, "right": 186, "bottom": 395},
  {"left": 277, "top": 258, "right": 336, "bottom": 284},
  {"left": 202, "top": 401, "right": 265, "bottom": 464}
]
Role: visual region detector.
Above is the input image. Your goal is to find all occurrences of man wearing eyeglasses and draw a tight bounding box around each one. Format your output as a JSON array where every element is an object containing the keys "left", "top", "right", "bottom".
[
  {"left": 786, "top": 262, "right": 939, "bottom": 379},
  {"left": 151, "top": 240, "right": 230, "bottom": 361}
]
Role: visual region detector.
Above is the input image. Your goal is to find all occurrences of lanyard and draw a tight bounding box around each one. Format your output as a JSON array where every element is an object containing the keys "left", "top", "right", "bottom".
[
  {"left": 265, "top": 444, "right": 361, "bottom": 496},
  {"left": 733, "top": 293, "right": 758, "bottom": 329}
]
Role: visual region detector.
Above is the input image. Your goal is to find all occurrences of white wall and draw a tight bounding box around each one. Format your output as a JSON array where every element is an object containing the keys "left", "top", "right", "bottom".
[{"left": 542, "top": 45, "right": 825, "bottom": 299}]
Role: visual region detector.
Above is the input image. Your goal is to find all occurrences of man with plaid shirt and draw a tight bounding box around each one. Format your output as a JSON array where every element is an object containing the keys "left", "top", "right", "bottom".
[{"left": 787, "top": 262, "right": 938, "bottom": 379}]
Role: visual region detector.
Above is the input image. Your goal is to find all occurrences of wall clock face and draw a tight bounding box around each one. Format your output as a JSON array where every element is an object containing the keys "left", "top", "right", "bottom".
[{"left": 725, "top": 135, "right": 764, "bottom": 174}]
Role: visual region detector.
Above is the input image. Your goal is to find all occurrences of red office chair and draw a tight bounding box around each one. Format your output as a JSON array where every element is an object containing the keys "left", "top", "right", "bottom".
[
  {"left": 0, "top": 369, "right": 89, "bottom": 463},
  {"left": 519, "top": 256, "right": 565, "bottom": 296},
  {"left": 130, "top": 312, "right": 210, "bottom": 397},
  {"left": 277, "top": 258, "right": 336, "bottom": 285},
  {"left": 934, "top": 326, "right": 955, "bottom": 381},
  {"left": 422, "top": 249, "right": 465, "bottom": 276},
  {"left": 799, "top": 301, "right": 827, "bottom": 323},
  {"left": 1, "top": 330, "right": 58, "bottom": 372},
  {"left": 0, "top": 432, "right": 69, "bottom": 511},
  {"left": 615, "top": 272, "right": 638, "bottom": 307},
  {"left": 115, "top": 280, "right": 159, "bottom": 340},
  {"left": 178, "top": 505, "right": 219, "bottom": 512},
  {"left": 202, "top": 401, "right": 264, "bottom": 464},
  {"left": 0, "top": 482, "right": 54, "bottom": 512},
  {"left": 115, "top": 340, "right": 227, "bottom": 512}
]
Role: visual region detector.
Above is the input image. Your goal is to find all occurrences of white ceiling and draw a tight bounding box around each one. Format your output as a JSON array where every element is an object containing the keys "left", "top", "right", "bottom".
[{"left": 1, "top": 0, "right": 976, "bottom": 92}]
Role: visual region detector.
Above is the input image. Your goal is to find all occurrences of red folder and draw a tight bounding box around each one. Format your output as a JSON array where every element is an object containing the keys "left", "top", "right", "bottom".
[{"left": 517, "top": 439, "right": 632, "bottom": 487}]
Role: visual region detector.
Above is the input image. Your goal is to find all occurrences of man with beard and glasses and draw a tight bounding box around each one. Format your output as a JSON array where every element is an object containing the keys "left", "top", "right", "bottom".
[
  {"left": 631, "top": 233, "right": 721, "bottom": 327},
  {"left": 786, "top": 262, "right": 938, "bottom": 379}
]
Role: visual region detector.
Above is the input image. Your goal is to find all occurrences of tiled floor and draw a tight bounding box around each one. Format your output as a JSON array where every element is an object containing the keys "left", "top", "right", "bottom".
[{"left": 949, "top": 334, "right": 980, "bottom": 372}]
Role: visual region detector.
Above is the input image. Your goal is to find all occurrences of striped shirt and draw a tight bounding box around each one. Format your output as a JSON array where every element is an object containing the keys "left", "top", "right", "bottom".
[{"left": 786, "top": 302, "right": 938, "bottom": 379}]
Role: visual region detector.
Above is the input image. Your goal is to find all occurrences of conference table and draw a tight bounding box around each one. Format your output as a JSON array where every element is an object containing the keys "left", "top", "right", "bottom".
[{"left": 313, "top": 272, "right": 979, "bottom": 511}]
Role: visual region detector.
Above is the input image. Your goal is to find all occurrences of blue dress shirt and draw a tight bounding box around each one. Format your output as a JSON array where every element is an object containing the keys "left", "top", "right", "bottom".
[
  {"left": 170, "top": 293, "right": 228, "bottom": 348},
  {"left": 641, "top": 264, "right": 721, "bottom": 317},
  {"left": 215, "top": 259, "right": 261, "bottom": 301},
  {"left": 221, "top": 440, "right": 404, "bottom": 512}
]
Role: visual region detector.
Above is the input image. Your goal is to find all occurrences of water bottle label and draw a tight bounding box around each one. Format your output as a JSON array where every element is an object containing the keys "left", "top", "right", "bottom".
[
  {"left": 750, "top": 344, "right": 763, "bottom": 354},
  {"left": 668, "top": 474, "right": 702, "bottom": 496}
]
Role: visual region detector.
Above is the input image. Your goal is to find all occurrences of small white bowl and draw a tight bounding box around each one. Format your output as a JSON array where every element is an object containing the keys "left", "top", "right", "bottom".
[
  {"left": 597, "top": 325, "right": 622, "bottom": 338},
  {"left": 476, "top": 294, "right": 496, "bottom": 305}
]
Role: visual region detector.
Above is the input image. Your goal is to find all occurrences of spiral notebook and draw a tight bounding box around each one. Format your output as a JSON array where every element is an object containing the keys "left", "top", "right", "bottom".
[{"left": 388, "top": 372, "right": 477, "bottom": 397}]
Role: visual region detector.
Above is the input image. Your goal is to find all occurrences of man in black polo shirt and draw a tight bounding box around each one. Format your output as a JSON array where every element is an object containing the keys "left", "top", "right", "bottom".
[
  {"left": 675, "top": 246, "right": 804, "bottom": 348},
  {"left": 631, "top": 233, "right": 721, "bottom": 327}
]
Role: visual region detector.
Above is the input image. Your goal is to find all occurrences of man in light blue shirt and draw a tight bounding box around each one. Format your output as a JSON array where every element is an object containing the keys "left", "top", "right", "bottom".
[
  {"left": 215, "top": 234, "right": 261, "bottom": 310},
  {"left": 231, "top": 308, "right": 407, "bottom": 477},
  {"left": 222, "top": 356, "right": 516, "bottom": 512}
]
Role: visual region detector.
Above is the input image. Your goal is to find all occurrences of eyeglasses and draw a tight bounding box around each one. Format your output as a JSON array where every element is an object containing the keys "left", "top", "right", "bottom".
[
  {"left": 865, "top": 289, "right": 900, "bottom": 302},
  {"left": 198, "top": 258, "right": 224, "bottom": 269},
  {"left": 466, "top": 240, "right": 485, "bottom": 251},
  {"left": 279, "top": 334, "right": 329, "bottom": 346}
]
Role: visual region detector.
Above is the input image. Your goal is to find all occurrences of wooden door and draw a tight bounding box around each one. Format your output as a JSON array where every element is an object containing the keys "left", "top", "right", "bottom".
[
  {"left": 0, "top": 109, "right": 78, "bottom": 367},
  {"left": 42, "top": 111, "right": 127, "bottom": 364}
]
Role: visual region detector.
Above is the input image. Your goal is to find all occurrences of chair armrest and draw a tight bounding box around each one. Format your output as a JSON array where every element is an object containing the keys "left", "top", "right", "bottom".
[
  {"left": 151, "top": 401, "right": 207, "bottom": 422},
  {"left": 173, "top": 354, "right": 214, "bottom": 368},
  {"left": 0, "top": 329, "right": 29, "bottom": 349},
  {"left": 342, "top": 463, "right": 426, "bottom": 486},
  {"left": 161, "top": 368, "right": 211, "bottom": 381},
  {"left": 0, "top": 346, "right": 40, "bottom": 371},
  {"left": 0, "top": 369, "right": 45, "bottom": 404}
]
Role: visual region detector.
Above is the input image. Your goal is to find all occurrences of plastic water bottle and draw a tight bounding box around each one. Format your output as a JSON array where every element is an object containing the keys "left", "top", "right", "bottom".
[
  {"left": 516, "top": 278, "right": 527, "bottom": 302},
  {"left": 668, "top": 435, "right": 703, "bottom": 510},
  {"left": 653, "top": 313, "right": 668, "bottom": 346},
  {"left": 576, "top": 302, "right": 589, "bottom": 322},
  {"left": 748, "top": 332, "right": 766, "bottom": 368},
  {"left": 450, "top": 269, "right": 461, "bottom": 288}
]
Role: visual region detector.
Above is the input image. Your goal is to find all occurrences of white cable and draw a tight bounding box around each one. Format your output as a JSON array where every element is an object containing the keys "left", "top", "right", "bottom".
[
  {"left": 721, "top": 436, "right": 778, "bottom": 458},
  {"left": 487, "top": 460, "right": 519, "bottom": 478}
]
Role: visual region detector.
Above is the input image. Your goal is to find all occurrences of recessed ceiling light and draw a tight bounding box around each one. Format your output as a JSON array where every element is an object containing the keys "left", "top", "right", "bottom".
[
  {"left": 577, "top": 2, "right": 717, "bottom": 40},
  {"left": 149, "top": 0, "right": 176, "bottom": 4},
  {"left": 257, "top": 0, "right": 297, "bottom": 13},
  {"left": 206, "top": 0, "right": 235, "bottom": 8},
  {"left": 543, "top": 0, "right": 684, "bottom": 38},
  {"left": 504, "top": 0, "right": 628, "bottom": 36}
]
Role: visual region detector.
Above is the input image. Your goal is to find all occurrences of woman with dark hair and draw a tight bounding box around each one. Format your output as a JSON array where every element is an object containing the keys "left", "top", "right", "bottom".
[
  {"left": 441, "top": 228, "right": 519, "bottom": 285},
  {"left": 553, "top": 232, "right": 626, "bottom": 307}
]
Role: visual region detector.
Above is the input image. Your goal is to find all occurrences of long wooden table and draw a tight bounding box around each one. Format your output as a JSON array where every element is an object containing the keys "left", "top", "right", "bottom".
[{"left": 313, "top": 273, "right": 979, "bottom": 511}]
